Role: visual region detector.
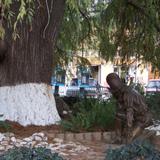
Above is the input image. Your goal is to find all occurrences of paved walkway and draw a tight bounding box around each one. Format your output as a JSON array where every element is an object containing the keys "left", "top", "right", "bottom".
[{"left": 62, "top": 141, "right": 118, "bottom": 160}]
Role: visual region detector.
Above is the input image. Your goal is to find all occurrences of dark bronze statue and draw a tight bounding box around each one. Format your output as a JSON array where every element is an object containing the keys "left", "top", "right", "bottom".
[{"left": 106, "top": 73, "right": 153, "bottom": 143}]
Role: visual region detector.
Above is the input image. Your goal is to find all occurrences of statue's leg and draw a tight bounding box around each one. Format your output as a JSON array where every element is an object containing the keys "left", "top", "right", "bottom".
[
  {"left": 112, "top": 117, "right": 123, "bottom": 144},
  {"left": 128, "top": 126, "right": 142, "bottom": 142},
  {"left": 130, "top": 114, "right": 155, "bottom": 141},
  {"left": 132, "top": 126, "right": 142, "bottom": 138}
]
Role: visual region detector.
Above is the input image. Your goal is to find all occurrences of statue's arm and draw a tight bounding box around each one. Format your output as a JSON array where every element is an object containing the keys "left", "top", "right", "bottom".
[{"left": 126, "top": 107, "right": 134, "bottom": 128}]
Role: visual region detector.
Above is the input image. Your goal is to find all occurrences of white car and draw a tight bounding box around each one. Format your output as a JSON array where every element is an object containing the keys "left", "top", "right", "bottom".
[{"left": 145, "top": 79, "right": 160, "bottom": 94}]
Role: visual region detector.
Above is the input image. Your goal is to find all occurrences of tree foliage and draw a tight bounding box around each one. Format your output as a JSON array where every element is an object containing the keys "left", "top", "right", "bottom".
[
  {"left": 55, "top": 0, "right": 108, "bottom": 66},
  {"left": 1, "top": 0, "right": 160, "bottom": 70},
  {"left": 101, "top": 0, "right": 160, "bottom": 69},
  {"left": 56, "top": 0, "right": 160, "bottom": 70},
  {"left": 0, "top": 0, "right": 35, "bottom": 39}
]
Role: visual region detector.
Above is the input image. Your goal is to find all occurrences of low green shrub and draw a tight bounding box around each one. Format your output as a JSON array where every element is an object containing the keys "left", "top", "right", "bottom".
[
  {"left": 0, "top": 147, "right": 64, "bottom": 160},
  {"left": 0, "top": 115, "right": 11, "bottom": 132},
  {"left": 145, "top": 93, "right": 160, "bottom": 120},
  {"left": 61, "top": 98, "right": 116, "bottom": 132},
  {"left": 62, "top": 97, "right": 80, "bottom": 108},
  {"left": 106, "top": 139, "right": 160, "bottom": 160}
]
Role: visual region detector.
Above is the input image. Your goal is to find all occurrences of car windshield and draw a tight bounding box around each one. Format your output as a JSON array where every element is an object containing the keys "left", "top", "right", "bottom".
[{"left": 147, "top": 81, "right": 160, "bottom": 88}]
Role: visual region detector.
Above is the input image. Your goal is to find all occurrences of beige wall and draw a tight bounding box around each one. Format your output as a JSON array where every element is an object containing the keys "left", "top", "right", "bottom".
[
  {"left": 136, "top": 67, "right": 149, "bottom": 85},
  {"left": 129, "top": 62, "right": 149, "bottom": 85},
  {"left": 99, "top": 62, "right": 114, "bottom": 86}
]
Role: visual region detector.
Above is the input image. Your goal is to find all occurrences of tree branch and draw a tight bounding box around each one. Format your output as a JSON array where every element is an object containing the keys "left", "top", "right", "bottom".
[
  {"left": 127, "top": 0, "right": 160, "bottom": 32},
  {"left": 77, "top": 6, "right": 92, "bottom": 42}
]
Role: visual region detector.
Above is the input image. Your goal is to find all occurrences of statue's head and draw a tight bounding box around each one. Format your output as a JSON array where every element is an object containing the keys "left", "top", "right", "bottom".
[{"left": 106, "top": 73, "right": 123, "bottom": 90}]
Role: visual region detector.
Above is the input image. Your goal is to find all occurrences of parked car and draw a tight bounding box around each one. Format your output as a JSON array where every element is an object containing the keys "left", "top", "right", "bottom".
[
  {"left": 66, "top": 78, "right": 80, "bottom": 97},
  {"left": 66, "top": 78, "right": 97, "bottom": 97},
  {"left": 66, "top": 77, "right": 110, "bottom": 99},
  {"left": 145, "top": 79, "right": 160, "bottom": 95},
  {"left": 51, "top": 76, "right": 66, "bottom": 97}
]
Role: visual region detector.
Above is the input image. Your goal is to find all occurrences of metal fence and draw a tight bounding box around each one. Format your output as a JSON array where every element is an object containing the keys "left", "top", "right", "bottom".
[
  {"left": 52, "top": 84, "right": 110, "bottom": 99},
  {"left": 64, "top": 86, "right": 110, "bottom": 99}
]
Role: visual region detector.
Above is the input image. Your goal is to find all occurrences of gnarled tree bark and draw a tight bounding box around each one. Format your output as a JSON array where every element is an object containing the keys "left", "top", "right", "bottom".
[{"left": 0, "top": 0, "right": 66, "bottom": 126}]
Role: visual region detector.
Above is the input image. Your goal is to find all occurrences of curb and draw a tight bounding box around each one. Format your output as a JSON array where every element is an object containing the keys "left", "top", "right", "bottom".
[
  {"left": 47, "top": 131, "right": 115, "bottom": 143},
  {"left": 47, "top": 131, "right": 160, "bottom": 145}
]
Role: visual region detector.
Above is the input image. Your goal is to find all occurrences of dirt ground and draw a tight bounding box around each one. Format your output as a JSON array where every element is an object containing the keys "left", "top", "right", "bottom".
[
  {"left": 0, "top": 121, "right": 121, "bottom": 160},
  {"left": 0, "top": 120, "right": 63, "bottom": 137},
  {"left": 61, "top": 141, "right": 119, "bottom": 160}
]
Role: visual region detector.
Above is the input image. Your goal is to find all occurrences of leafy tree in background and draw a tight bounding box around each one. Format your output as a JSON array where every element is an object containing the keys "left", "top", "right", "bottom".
[
  {"left": 101, "top": 0, "right": 160, "bottom": 70},
  {"left": 55, "top": 0, "right": 109, "bottom": 66},
  {"left": 0, "top": 0, "right": 66, "bottom": 126},
  {"left": 57, "top": 0, "right": 160, "bottom": 71},
  {"left": 0, "top": 0, "right": 159, "bottom": 126}
]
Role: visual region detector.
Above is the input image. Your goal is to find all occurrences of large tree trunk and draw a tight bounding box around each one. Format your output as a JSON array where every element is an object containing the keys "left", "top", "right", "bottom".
[{"left": 0, "top": 0, "right": 65, "bottom": 126}]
